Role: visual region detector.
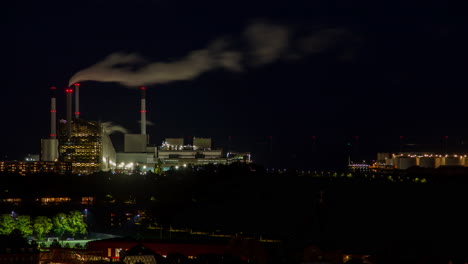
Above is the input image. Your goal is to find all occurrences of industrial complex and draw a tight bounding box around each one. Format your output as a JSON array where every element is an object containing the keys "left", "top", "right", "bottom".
[
  {"left": 373, "top": 152, "right": 468, "bottom": 170},
  {"left": 0, "top": 84, "right": 251, "bottom": 175}
]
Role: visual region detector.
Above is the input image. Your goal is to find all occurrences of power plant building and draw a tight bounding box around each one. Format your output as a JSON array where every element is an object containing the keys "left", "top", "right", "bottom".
[
  {"left": 374, "top": 152, "right": 468, "bottom": 170},
  {"left": 58, "top": 119, "right": 116, "bottom": 174},
  {"left": 158, "top": 137, "right": 226, "bottom": 170},
  {"left": 35, "top": 84, "right": 248, "bottom": 175},
  {"left": 39, "top": 84, "right": 116, "bottom": 174}
]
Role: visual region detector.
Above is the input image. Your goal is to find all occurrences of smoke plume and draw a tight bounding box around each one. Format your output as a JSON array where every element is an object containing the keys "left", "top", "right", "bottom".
[
  {"left": 69, "top": 22, "right": 356, "bottom": 87},
  {"left": 138, "top": 120, "right": 155, "bottom": 126},
  {"left": 103, "top": 122, "right": 129, "bottom": 134},
  {"left": 245, "top": 22, "right": 290, "bottom": 65}
]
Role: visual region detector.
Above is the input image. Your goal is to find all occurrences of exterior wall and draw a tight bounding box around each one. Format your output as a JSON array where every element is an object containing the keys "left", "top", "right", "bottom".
[
  {"left": 193, "top": 137, "right": 212, "bottom": 150},
  {"left": 385, "top": 158, "right": 394, "bottom": 167},
  {"left": 395, "top": 157, "right": 418, "bottom": 170},
  {"left": 102, "top": 132, "right": 117, "bottom": 171},
  {"left": 158, "top": 150, "right": 223, "bottom": 159},
  {"left": 0, "top": 161, "right": 71, "bottom": 175},
  {"left": 377, "top": 152, "right": 391, "bottom": 161},
  {"left": 57, "top": 119, "right": 118, "bottom": 174},
  {"left": 442, "top": 157, "right": 463, "bottom": 166},
  {"left": 59, "top": 119, "right": 103, "bottom": 174},
  {"left": 419, "top": 157, "right": 438, "bottom": 168},
  {"left": 158, "top": 147, "right": 225, "bottom": 169},
  {"left": 117, "top": 153, "right": 148, "bottom": 164},
  {"left": 165, "top": 138, "right": 184, "bottom": 146},
  {"left": 161, "top": 158, "right": 227, "bottom": 169},
  {"left": 389, "top": 154, "right": 468, "bottom": 169},
  {"left": 124, "top": 134, "right": 147, "bottom": 153},
  {"left": 146, "top": 146, "right": 157, "bottom": 155},
  {"left": 41, "top": 139, "right": 59, "bottom": 162}
]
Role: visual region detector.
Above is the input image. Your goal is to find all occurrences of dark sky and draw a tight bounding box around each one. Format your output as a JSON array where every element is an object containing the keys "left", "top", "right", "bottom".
[{"left": 4, "top": 0, "right": 468, "bottom": 168}]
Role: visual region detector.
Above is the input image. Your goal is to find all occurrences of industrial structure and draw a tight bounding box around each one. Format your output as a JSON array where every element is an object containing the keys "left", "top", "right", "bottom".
[
  {"left": 0, "top": 160, "right": 71, "bottom": 176},
  {"left": 373, "top": 152, "right": 468, "bottom": 170},
  {"left": 53, "top": 84, "right": 117, "bottom": 174},
  {"left": 58, "top": 118, "right": 116, "bottom": 173},
  {"left": 116, "top": 87, "right": 157, "bottom": 172},
  {"left": 0, "top": 83, "right": 251, "bottom": 175},
  {"left": 1, "top": 83, "right": 250, "bottom": 175},
  {"left": 40, "top": 86, "right": 59, "bottom": 162},
  {"left": 157, "top": 137, "right": 226, "bottom": 169}
]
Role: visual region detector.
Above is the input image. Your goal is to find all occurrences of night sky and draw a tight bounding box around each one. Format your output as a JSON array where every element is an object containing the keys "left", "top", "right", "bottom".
[{"left": 4, "top": 1, "right": 468, "bottom": 168}]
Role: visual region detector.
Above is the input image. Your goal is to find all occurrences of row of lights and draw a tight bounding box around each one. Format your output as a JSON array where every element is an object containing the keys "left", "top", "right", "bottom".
[{"left": 393, "top": 154, "right": 468, "bottom": 158}]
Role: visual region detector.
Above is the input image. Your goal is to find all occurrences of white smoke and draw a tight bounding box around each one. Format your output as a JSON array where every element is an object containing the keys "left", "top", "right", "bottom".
[
  {"left": 299, "top": 28, "right": 354, "bottom": 54},
  {"left": 103, "top": 122, "right": 129, "bottom": 134},
  {"left": 69, "top": 22, "right": 356, "bottom": 87},
  {"left": 69, "top": 41, "right": 243, "bottom": 86},
  {"left": 245, "top": 22, "right": 290, "bottom": 65},
  {"left": 137, "top": 120, "right": 155, "bottom": 126}
]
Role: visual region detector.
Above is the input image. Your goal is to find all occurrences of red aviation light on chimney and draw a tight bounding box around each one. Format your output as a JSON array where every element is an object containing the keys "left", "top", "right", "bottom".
[
  {"left": 140, "top": 110, "right": 147, "bottom": 113},
  {"left": 50, "top": 86, "right": 57, "bottom": 90},
  {"left": 65, "top": 88, "right": 74, "bottom": 93},
  {"left": 74, "top": 112, "right": 81, "bottom": 115},
  {"left": 50, "top": 110, "right": 57, "bottom": 113},
  {"left": 74, "top": 83, "right": 80, "bottom": 86},
  {"left": 140, "top": 86, "right": 147, "bottom": 90},
  {"left": 49, "top": 134, "right": 57, "bottom": 137}
]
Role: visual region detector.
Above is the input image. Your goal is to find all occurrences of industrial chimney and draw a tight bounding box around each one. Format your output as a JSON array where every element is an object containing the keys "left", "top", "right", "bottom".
[
  {"left": 140, "top": 86, "right": 147, "bottom": 135},
  {"left": 41, "top": 86, "right": 59, "bottom": 161},
  {"left": 74, "top": 83, "right": 80, "bottom": 119},
  {"left": 123, "top": 86, "right": 149, "bottom": 152},
  {"left": 50, "top": 87, "right": 57, "bottom": 139},
  {"left": 65, "top": 87, "right": 73, "bottom": 139}
]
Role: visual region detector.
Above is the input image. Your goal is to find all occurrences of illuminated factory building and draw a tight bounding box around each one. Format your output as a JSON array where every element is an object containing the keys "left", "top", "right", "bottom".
[
  {"left": 58, "top": 118, "right": 116, "bottom": 173},
  {"left": 373, "top": 152, "right": 468, "bottom": 170},
  {"left": 157, "top": 137, "right": 226, "bottom": 170},
  {"left": 0, "top": 84, "right": 245, "bottom": 175},
  {"left": 115, "top": 87, "right": 157, "bottom": 172},
  {"left": 12, "top": 84, "right": 250, "bottom": 175},
  {"left": 40, "top": 84, "right": 116, "bottom": 174},
  {"left": 113, "top": 87, "right": 250, "bottom": 172}
]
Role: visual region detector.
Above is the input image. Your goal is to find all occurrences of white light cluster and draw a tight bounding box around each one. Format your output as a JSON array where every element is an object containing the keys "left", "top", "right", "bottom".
[{"left": 394, "top": 153, "right": 467, "bottom": 158}]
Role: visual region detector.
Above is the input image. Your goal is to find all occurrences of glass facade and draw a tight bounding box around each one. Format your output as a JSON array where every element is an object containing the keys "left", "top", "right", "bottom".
[{"left": 59, "top": 119, "right": 104, "bottom": 174}]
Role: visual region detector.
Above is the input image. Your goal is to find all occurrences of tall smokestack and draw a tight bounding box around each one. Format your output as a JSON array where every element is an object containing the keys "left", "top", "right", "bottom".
[
  {"left": 74, "top": 83, "right": 80, "bottom": 119},
  {"left": 50, "top": 87, "right": 57, "bottom": 139},
  {"left": 65, "top": 87, "right": 73, "bottom": 139},
  {"left": 140, "top": 86, "right": 147, "bottom": 135}
]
